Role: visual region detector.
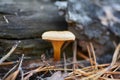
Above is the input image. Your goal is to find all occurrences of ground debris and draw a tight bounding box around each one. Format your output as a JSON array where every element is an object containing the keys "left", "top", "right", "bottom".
[{"left": 0, "top": 43, "right": 119, "bottom": 80}]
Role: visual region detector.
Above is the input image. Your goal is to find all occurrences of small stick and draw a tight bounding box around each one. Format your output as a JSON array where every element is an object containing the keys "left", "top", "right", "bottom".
[
  {"left": 73, "top": 40, "right": 77, "bottom": 70},
  {"left": 63, "top": 52, "right": 67, "bottom": 73},
  {"left": 113, "top": 41, "right": 117, "bottom": 47},
  {"left": 77, "top": 51, "right": 89, "bottom": 60},
  {"left": 2, "top": 63, "right": 19, "bottom": 80},
  {"left": 110, "top": 43, "right": 120, "bottom": 67},
  {"left": 105, "top": 71, "right": 120, "bottom": 75},
  {"left": 0, "top": 41, "right": 20, "bottom": 64},
  {"left": 3, "top": 16, "right": 9, "bottom": 23},
  {"left": 41, "top": 54, "right": 53, "bottom": 75},
  {"left": 2, "top": 54, "right": 24, "bottom": 80},
  {"left": 90, "top": 42, "right": 98, "bottom": 70},
  {"left": 87, "top": 45, "right": 94, "bottom": 66},
  {"left": 62, "top": 42, "right": 71, "bottom": 51},
  {"left": 24, "top": 66, "right": 54, "bottom": 80},
  {"left": 20, "top": 69, "right": 24, "bottom": 80},
  {"left": 18, "top": 54, "right": 24, "bottom": 70},
  {"left": 0, "top": 61, "right": 18, "bottom": 66},
  {"left": 105, "top": 62, "right": 120, "bottom": 77},
  {"left": 18, "top": 54, "right": 24, "bottom": 80},
  {"left": 77, "top": 51, "right": 97, "bottom": 67}
]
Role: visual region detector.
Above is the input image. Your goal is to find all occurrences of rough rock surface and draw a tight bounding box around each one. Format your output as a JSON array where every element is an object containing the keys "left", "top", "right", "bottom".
[
  {"left": 56, "top": 0, "right": 120, "bottom": 56},
  {"left": 0, "top": 0, "right": 67, "bottom": 55},
  {"left": 0, "top": 0, "right": 67, "bottom": 39}
]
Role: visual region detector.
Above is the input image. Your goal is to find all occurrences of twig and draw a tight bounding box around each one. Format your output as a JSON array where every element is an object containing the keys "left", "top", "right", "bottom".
[
  {"left": 63, "top": 52, "right": 67, "bottom": 73},
  {"left": 24, "top": 66, "right": 54, "bottom": 80},
  {"left": 113, "top": 41, "right": 117, "bottom": 48},
  {"left": 18, "top": 54, "right": 24, "bottom": 70},
  {"left": 87, "top": 44, "right": 94, "bottom": 66},
  {"left": 105, "top": 71, "right": 120, "bottom": 75},
  {"left": 90, "top": 42, "right": 98, "bottom": 70},
  {"left": 3, "top": 16, "right": 9, "bottom": 23},
  {"left": 20, "top": 69, "right": 24, "bottom": 80},
  {"left": 41, "top": 54, "right": 53, "bottom": 75},
  {"left": 113, "top": 64, "right": 120, "bottom": 72},
  {"left": 110, "top": 43, "right": 120, "bottom": 67},
  {"left": 2, "top": 54, "right": 24, "bottom": 80},
  {"left": 73, "top": 69, "right": 89, "bottom": 76},
  {"left": 77, "top": 51, "right": 89, "bottom": 60},
  {"left": 18, "top": 54, "right": 24, "bottom": 80},
  {"left": 77, "top": 51, "right": 98, "bottom": 68},
  {"left": 73, "top": 40, "right": 77, "bottom": 70},
  {"left": 23, "top": 64, "right": 109, "bottom": 72},
  {"left": 2, "top": 63, "right": 19, "bottom": 80},
  {"left": 81, "top": 67, "right": 110, "bottom": 80},
  {"left": 0, "top": 41, "right": 20, "bottom": 64},
  {"left": 39, "top": 71, "right": 48, "bottom": 79},
  {"left": 62, "top": 42, "right": 71, "bottom": 51},
  {"left": 103, "top": 43, "right": 120, "bottom": 77},
  {"left": 4, "top": 70, "right": 19, "bottom": 80},
  {"left": 0, "top": 61, "right": 18, "bottom": 66},
  {"left": 104, "top": 57, "right": 120, "bottom": 77}
]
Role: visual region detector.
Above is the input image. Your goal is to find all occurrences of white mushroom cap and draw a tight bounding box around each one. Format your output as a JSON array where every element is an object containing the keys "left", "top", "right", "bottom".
[{"left": 42, "top": 31, "right": 75, "bottom": 41}]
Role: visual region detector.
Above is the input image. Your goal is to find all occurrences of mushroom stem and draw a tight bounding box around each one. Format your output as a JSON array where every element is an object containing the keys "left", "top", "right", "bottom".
[{"left": 51, "top": 41, "right": 65, "bottom": 61}]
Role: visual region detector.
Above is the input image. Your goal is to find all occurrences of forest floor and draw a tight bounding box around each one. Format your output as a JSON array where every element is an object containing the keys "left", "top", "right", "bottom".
[{"left": 0, "top": 42, "right": 120, "bottom": 80}]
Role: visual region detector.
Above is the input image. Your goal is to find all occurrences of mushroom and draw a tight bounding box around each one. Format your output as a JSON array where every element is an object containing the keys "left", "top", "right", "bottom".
[{"left": 42, "top": 31, "right": 75, "bottom": 61}]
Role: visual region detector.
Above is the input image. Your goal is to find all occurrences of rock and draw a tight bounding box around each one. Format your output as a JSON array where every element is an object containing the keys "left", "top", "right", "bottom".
[
  {"left": 56, "top": 0, "right": 120, "bottom": 56},
  {"left": 0, "top": 0, "right": 67, "bottom": 39},
  {"left": 0, "top": 0, "right": 67, "bottom": 56}
]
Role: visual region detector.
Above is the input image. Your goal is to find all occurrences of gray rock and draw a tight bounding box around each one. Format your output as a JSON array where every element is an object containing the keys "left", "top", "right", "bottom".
[
  {"left": 0, "top": 0, "right": 67, "bottom": 56},
  {"left": 56, "top": 0, "right": 120, "bottom": 55},
  {"left": 0, "top": 0, "right": 67, "bottom": 39}
]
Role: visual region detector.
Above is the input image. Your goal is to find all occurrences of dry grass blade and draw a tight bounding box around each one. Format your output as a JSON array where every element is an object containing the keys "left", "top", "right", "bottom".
[
  {"left": 73, "top": 69, "right": 89, "bottom": 76},
  {"left": 89, "top": 42, "right": 98, "bottom": 69},
  {"left": 4, "top": 70, "right": 19, "bottom": 80},
  {"left": 81, "top": 67, "right": 110, "bottom": 80},
  {"left": 82, "top": 64, "right": 110, "bottom": 71},
  {"left": 65, "top": 43, "right": 120, "bottom": 80},
  {"left": 0, "top": 61, "right": 18, "bottom": 66},
  {"left": 87, "top": 43, "right": 98, "bottom": 69},
  {"left": 105, "top": 71, "right": 120, "bottom": 75},
  {"left": 24, "top": 66, "right": 43, "bottom": 76},
  {"left": 2, "top": 63, "right": 19, "bottom": 80},
  {"left": 77, "top": 51, "right": 89, "bottom": 60},
  {"left": 66, "top": 65, "right": 113, "bottom": 80},
  {"left": 80, "top": 43, "right": 120, "bottom": 80},
  {"left": 87, "top": 44, "right": 94, "bottom": 66},
  {"left": 3, "top": 54, "right": 24, "bottom": 80},
  {"left": 110, "top": 43, "right": 120, "bottom": 67},
  {"left": 24, "top": 66, "right": 55, "bottom": 80},
  {"left": 99, "top": 77, "right": 119, "bottom": 80}
]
